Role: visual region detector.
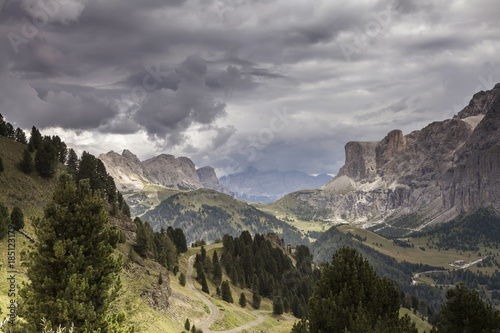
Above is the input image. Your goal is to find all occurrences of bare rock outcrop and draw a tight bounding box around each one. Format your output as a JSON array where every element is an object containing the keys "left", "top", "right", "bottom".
[
  {"left": 301, "top": 83, "right": 500, "bottom": 228},
  {"left": 142, "top": 154, "right": 203, "bottom": 190},
  {"left": 196, "top": 166, "right": 233, "bottom": 195}
]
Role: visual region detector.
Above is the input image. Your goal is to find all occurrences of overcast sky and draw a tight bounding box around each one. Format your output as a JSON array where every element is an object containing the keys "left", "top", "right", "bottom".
[{"left": 0, "top": 0, "right": 499, "bottom": 176}]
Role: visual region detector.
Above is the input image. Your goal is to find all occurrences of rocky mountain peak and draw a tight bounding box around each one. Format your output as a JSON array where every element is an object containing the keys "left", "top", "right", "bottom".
[
  {"left": 337, "top": 141, "right": 378, "bottom": 180},
  {"left": 296, "top": 83, "right": 500, "bottom": 231},
  {"left": 122, "top": 149, "right": 141, "bottom": 165},
  {"left": 376, "top": 129, "right": 407, "bottom": 169},
  {"left": 455, "top": 83, "right": 500, "bottom": 119},
  {"left": 197, "top": 166, "right": 233, "bottom": 195}
]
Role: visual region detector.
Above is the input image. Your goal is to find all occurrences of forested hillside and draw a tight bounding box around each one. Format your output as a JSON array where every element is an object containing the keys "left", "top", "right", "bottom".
[{"left": 142, "top": 189, "right": 307, "bottom": 246}]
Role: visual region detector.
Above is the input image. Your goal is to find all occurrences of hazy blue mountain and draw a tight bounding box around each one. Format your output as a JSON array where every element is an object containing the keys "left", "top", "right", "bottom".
[{"left": 220, "top": 167, "right": 332, "bottom": 203}]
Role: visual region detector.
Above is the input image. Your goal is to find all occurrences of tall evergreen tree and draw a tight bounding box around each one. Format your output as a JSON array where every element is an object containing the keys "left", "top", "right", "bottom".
[
  {"left": 5, "top": 122, "right": 15, "bottom": 139},
  {"left": 252, "top": 290, "right": 261, "bottom": 309},
  {"left": 19, "top": 175, "right": 131, "bottom": 332},
  {"left": 200, "top": 271, "right": 209, "bottom": 294},
  {"left": 0, "top": 114, "right": 6, "bottom": 137},
  {"left": 239, "top": 293, "right": 246, "bottom": 308},
  {"left": 134, "top": 220, "right": 149, "bottom": 258},
  {"left": 0, "top": 202, "right": 9, "bottom": 240},
  {"left": 273, "top": 297, "right": 284, "bottom": 315},
  {"left": 432, "top": 283, "right": 500, "bottom": 332},
  {"left": 15, "top": 127, "right": 28, "bottom": 144},
  {"left": 10, "top": 206, "right": 24, "bottom": 230},
  {"left": 213, "top": 262, "right": 223, "bottom": 285},
  {"left": 19, "top": 148, "right": 35, "bottom": 174},
  {"left": 308, "top": 246, "right": 417, "bottom": 333},
  {"left": 221, "top": 281, "right": 233, "bottom": 303},
  {"left": 66, "top": 148, "right": 79, "bottom": 174},
  {"left": 29, "top": 126, "right": 43, "bottom": 150},
  {"left": 184, "top": 318, "right": 191, "bottom": 331},
  {"left": 14, "top": 127, "right": 25, "bottom": 143},
  {"left": 35, "top": 138, "right": 58, "bottom": 178},
  {"left": 173, "top": 228, "right": 188, "bottom": 253},
  {"left": 179, "top": 272, "right": 186, "bottom": 287}
]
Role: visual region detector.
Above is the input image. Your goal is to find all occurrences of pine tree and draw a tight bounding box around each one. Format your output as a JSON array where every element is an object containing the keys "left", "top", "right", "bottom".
[
  {"left": 0, "top": 114, "right": 6, "bottom": 137},
  {"left": 308, "top": 246, "right": 417, "bottom": 333},
  {"left": 290, "top": 318, "right": 309, "bottom": 333},
  {"left": 273, "top": 297, "right": 284, "bottom": 315},
  {"left": 252, "top": 290, "right": 261, "bottom": 309},
  {"left": 239, "top": 293, "right": 246, "bottom": 308},
  {"left": 10, "top": 206, "right": 24, "bottom": 230},
  {"left": 19, "top": 175, "right": 131, "bottom": 332},
  {"left": 433, "top": 283, "right": 500, "bottom": 332},
  {"left": 158, "top": 273, "right": 163, "bottom": 285},
  {"left": 15, "top": 127, "right": 28, "bottom": 144},
  {"left": 66, "top": 148, "right": 79, "bottom": 174},
  {"left": 0, "top": 202, "right": 9, "bottom": 240},
  {"left": 134, "top": 221, "right": 149, "bottom": 258},
  {"left": 184, "top": 318, "right": 191, "bottom": 331},
  {"left": 35, "top": 138, "right": 58, "bottom": 178},
  {"left": 179, "top": 272, "right": 186, "bottom": 287},
  {"left": 19, "top": 148, "right": 35, "bottom": 174},
  {"left": 221, "top": 281, "right": 233, "bottom": 303},
  {"left": 173, "top": 228, "right": 188, "bottom": 253},
  {"left": 283, "top": 298, "right": 290, "bottom": 313},
  {"left": 213, "top": 262, "right": 223, "bottom": 285},
  {"left": 200, "top": 271, "right": 209, "bottom": 294},
  {"left": 29, "top": 126, "right": 43, "bottom": 150}
]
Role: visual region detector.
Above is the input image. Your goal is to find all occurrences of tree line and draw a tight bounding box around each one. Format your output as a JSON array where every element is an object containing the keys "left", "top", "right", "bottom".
[{"left": 132, "top": 217, "right": 188, "bottom": 272}]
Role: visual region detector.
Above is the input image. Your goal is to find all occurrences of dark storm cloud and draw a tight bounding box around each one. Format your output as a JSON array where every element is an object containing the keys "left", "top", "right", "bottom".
[
  {"left": 135, "top": 55, "right": 227, "bottom": 145},
  {"left": 0, "top": 0, "right": 499, "bottom": 176}
]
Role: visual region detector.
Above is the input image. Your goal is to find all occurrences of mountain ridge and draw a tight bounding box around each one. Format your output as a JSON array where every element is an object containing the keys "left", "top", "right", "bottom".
[
  {"left": 220, "top": 167, "right": 332, "bottom": 203},
  {"left": 276, "top": 83, "right": 500, "bottom": 233}
]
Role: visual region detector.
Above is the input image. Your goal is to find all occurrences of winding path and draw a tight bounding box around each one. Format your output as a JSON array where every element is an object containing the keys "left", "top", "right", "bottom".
[
  {"left": 411, "top": 257, "right": 487, "bottom": 286},
  {"left": 187, "top": 248, "right": 268, "bottom": 333}
]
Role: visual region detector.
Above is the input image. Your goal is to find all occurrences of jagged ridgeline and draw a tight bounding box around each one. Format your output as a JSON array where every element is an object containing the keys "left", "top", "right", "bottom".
[{"left": 141, "top": 189, "right": 307, "bottom": 246}]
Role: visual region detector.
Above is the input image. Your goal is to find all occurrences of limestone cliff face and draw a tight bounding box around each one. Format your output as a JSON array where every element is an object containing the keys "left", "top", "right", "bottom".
[
  {"left": 300, "top": 83, "right": 500, "bottom": 228},
  {"left": 196, "top": 166, "right": 233, "bottom": 195},
  {"left": 99, "top": 150, "right": 147, "bottom": 191},
  {"left": 142, "top": 154, "right": 203, "bottom": 190},
  {"left": 99, "top": 150, "right": 216, "bottom": 192}
]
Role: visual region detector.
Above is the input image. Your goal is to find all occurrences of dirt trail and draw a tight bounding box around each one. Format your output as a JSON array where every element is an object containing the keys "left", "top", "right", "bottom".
[{"left": 187, "top": 245, "right": 269, "bottom": 333}]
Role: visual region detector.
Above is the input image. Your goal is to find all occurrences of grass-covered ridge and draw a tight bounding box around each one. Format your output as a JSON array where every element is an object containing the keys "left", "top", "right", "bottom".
[{"left": 141, "top": 189, "right": 307, "bottom": 246}]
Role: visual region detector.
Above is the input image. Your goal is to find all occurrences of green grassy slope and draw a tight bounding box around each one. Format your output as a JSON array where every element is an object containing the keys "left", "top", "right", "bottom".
[{"left": 0, "top": 136, "right": 299, "bottom": 332}]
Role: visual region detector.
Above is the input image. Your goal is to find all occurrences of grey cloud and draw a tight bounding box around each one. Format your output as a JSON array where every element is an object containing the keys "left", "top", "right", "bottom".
[
  {"left": 135, "top": 55, "right": 227, "bottom": 145},
  {"left": 1, "top": 0, "right": 499, "bottom": 177}
]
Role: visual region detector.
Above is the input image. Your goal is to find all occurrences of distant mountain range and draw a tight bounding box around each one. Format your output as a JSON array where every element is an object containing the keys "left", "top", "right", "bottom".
[
  {"left": 274, "top": 83, "right": 500, "bottom": 236},
  {"left": 220, "top": 167, "right": 332, "bottom": 203},
  {"left": 99, "top": 150, "right": 331, "bottom": 211}
]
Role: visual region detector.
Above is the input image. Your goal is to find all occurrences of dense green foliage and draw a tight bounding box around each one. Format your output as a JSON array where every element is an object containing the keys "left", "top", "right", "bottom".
[
  {"left": 10, "top": 206, "right": 24, "bottom": 230},
  {"left": 308, "top": 246, "right": 418, "bottom": 333},
  {"left": 0, "top": 202, "right": 9, "bottom": 239},
  {"left": 312, "top": 225, "right": 445, "bottom": 313},
  {"left": 19, "top": 175, "right": 131, "bottom": 332},
  {"left": 141, "top": 191, "right": 306, "bottom": 246},
  {"left": 221, "top": 281, "right": 233, "bottom": 303},
  {"left": 417, "top": 208, "right": 500, "bottom": 252},
  {"left": 432, "top": 283, "right": 500, "bottom": 332},
  {"left": 133, "top": 217, "right": 187, "bottom": 272},
  {"left": 239, "top": 293, "right": 246, "bottom": 308},
  {"left": 34, "top": 137, "right": 59, "bottom": 178},
  {"left": 220, "top": 232, "right": 319, "bottom": 318},
  {"left": 19, "top": 148, "right": 35, "bottom": 174}
]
